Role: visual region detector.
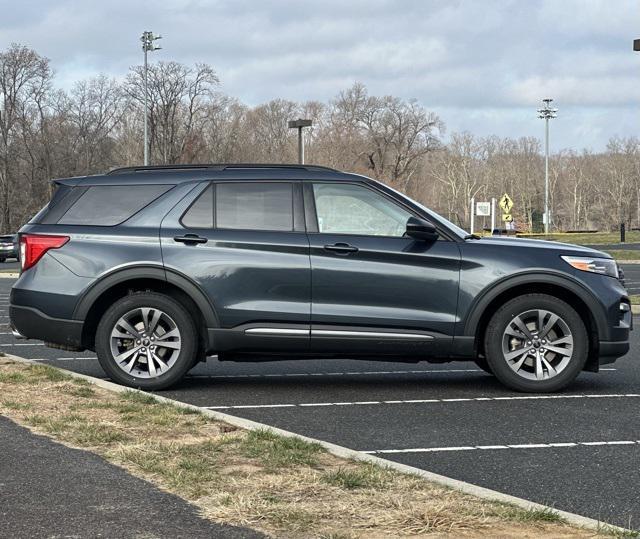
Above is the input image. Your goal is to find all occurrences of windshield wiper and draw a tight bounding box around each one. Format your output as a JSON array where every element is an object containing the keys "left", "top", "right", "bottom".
[{"left": 464, "top": 233, "right": 482, "bottom": 240}]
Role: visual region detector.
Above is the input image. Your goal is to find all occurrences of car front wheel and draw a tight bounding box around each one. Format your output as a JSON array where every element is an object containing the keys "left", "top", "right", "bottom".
[
  {"left": 95, "top": 292, "right": 198, "bottom": 390},
  {"left": 484, "top": 293, "right": 588, "bottom": 393}
]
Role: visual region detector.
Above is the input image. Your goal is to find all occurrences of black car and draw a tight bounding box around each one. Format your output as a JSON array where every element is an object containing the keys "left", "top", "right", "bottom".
[
  {"left": 0, "top": 234, "right": 17, "bottom": 262},
  {"left": 9, "top": 164, "right": 630, "bottom": 392}
]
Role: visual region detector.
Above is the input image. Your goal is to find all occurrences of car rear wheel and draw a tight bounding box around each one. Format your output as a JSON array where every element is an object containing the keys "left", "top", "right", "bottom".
[
  {"left": 484, "top": 293, "right": 588, "bottom": 392},
  {"left": 95, "top": 292, "right": 197, "bottom": 390}
]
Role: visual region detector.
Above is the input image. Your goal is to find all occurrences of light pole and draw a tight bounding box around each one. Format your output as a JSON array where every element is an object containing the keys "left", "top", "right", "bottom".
[
  {"left": 288, "top": 119, "right": 312, "bottom": 164},
  {"left": 140, "top": 31, "right": 162, "bottom": 166},
  {"left": 537, "top": 98, "right": 557, "bottom": 234}
]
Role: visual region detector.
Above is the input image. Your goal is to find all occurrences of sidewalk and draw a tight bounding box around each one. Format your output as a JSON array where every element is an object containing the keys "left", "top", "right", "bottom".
[{"left": 0, "top": 415, "right": 263, "bottom": 539}]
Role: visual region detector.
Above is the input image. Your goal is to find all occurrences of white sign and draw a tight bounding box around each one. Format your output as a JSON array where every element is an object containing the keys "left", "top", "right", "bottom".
[{"left": 476, "top": 202, "right": 491, "bottom": 216}]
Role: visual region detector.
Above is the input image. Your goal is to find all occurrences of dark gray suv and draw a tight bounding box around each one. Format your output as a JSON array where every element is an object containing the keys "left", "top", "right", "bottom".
[{"left": 9, "top": 164, "right": 631, "bottom": 392}]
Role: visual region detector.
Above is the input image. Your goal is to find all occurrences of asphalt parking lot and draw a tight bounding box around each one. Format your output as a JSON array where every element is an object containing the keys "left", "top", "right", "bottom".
[{"left": 1, "top": 271, "right": 639, "bottom": 530}]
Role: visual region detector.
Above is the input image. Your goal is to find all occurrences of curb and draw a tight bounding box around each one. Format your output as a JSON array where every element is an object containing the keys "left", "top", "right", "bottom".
[
  {"left": 4, "top": 353, "right": 631, "bottom": 536},
  {"left": 0, "top": 272, "right": 18, "bottom": 278}
]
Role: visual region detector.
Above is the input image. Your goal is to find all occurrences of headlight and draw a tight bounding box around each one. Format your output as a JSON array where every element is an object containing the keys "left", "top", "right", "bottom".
[{"left": 561, "top": 256, "right": 619, "bottom": 278}]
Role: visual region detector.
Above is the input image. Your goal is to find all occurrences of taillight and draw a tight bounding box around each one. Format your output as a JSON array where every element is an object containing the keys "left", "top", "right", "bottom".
[{"left": 20, "top": 234, "right": 69, "bottom": 271}]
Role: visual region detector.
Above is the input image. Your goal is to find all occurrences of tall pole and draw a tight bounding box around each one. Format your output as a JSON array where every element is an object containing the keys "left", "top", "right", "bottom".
[
  {"left": 298, "top": 127, "right": 304, "bottom": 164},
  {"left": 140, "top": 31, "right": 162, "bottom": 166},
  {"left": 288, "top": 119, "right": 312, "bottom": 165},
  {"left": 544, "top": 114, "right": 549, "bottom": 234},
  {"left": 538, "top": 98, "right": 557, "bottom": 234},
  {"left": 143, "top": 43, "right": 149, "bottom": 166}
]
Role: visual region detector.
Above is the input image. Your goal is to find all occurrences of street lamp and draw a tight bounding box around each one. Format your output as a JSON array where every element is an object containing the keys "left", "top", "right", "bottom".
[
  {"left": 288, "top": 119, "right": 312, "bottom": 164},
  {"left": 140, "top": 31, "right": 162, "bottom": 166},
  {"left": 537, "top": 98, "right": 557, "bottom": 234}
]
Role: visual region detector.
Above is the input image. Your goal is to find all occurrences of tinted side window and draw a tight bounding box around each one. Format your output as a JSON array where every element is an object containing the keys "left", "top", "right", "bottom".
[
  {"left": 312, "top": 183, "right": 411, "bottom": 237},
  {"left": 216, "top": 183, "right": 293, "bottom": 231},
  {"left": 58, "top": 185, "right": 172, "bottom": 226},
  {"left": 181, "top": 184, "right": 213, "bottom": 228}
]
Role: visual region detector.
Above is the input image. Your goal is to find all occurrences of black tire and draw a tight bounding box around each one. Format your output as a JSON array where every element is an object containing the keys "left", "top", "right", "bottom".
[
  {"left": 0, "top": 258, "right": 5, "bottom": 263},
  {"left": 484, "top": 293, "right": 588, "bottom": 393},
  {"left": 473, "top": 356, "right": 494, "bottom": 375},
  {"left": 95, "top": 292, "right": 198, "bottom": 390}
]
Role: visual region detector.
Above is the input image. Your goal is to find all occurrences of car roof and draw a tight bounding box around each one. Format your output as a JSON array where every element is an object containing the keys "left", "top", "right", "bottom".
[{"left": 53, "top": 164, "right": 371, "bottom": 186}]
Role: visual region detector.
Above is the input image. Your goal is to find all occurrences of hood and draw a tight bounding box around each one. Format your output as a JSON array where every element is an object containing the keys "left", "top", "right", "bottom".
[{"left": 474, "top": 236, "right": 610, "bottom": 258}]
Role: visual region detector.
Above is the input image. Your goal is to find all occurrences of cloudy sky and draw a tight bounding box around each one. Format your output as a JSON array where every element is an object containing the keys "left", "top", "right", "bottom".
[{"left": 2, "top": 0, "right": 638, "bottom": 150}]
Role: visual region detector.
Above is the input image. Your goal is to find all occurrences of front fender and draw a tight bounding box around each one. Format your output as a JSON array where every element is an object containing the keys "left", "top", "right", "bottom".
[{"left": 461, "top": 270, "right": 608, "bottom": 340}]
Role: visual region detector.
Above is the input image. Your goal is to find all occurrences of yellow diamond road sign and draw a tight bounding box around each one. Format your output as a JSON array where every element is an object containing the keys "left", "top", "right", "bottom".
[{"left": 499, "top": 193, "right": 513, "bottom": 213}]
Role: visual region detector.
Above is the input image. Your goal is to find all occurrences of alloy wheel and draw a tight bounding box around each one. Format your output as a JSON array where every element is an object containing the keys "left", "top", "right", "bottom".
[
  {"left": 501, "top": 309, "right": 574, "bottom": 381},
  {"left": 109, "top": 307, "right": 182, "bottom": 378}
]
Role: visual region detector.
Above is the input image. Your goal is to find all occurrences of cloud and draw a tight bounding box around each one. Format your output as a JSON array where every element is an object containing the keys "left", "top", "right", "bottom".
[{"left": 0, "top": 0, "right": 638, "bottom": 150}]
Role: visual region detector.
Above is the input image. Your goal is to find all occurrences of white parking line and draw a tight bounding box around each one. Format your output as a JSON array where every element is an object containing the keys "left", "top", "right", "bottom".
[
  {"left": 364, "top": 440, "right": 640, "bottom": 454},
  {"left": 0, "top": 343, "right": 45, "bottom": 346},
  {"left": 205, "top": 392, "right": 640, "bottom": 410},
  {"left": 30, "top": 357, "right": 98, "bottom": 362}
]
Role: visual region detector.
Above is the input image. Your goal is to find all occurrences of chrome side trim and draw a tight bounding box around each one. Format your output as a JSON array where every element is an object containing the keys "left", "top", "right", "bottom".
[
  {"left": 244, "top": 328, "right": 310, "bottom": 336},
  {"left": 11, "top": 327, "right": 26, "bottom": 339},
  {"left": 312, "top": 330, "right": 434, "bottom": 340},
  {"left": 243, "top": 327, "right": 434, "bottom": 340}
]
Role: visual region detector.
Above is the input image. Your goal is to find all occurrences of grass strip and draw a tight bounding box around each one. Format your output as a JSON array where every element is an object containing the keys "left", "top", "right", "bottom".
[
  {"left": 0, "top": 359, "right": 632, "bottom": 538},
  {"left": 517, "top": 232, "right": 640, "bottom": 245}
]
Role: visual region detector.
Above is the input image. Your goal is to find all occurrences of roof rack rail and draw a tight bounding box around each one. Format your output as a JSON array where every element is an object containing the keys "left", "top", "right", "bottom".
[{"left": 106, "top": 163, "right": 339, "bottom": 175}]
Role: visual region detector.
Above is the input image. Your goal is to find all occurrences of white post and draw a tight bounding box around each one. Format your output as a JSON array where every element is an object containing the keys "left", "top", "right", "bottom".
[
  {"left": 470, "top": 198, "right": 475, "bottom": 234},
  {"left": 491, "top": 197, "right": 496, "bottom": 233}
]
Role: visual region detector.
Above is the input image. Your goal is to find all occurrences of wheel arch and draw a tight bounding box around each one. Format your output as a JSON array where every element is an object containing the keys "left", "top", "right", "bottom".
[
  {"left": 464, "top": 273, "right": 604, "bottom": 372},
  {"left": 74, "top": 266, "right": 219, "bottom": 353}
]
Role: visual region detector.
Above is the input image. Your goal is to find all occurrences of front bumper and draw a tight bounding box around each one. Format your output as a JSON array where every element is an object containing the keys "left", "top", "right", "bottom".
[
  {"left": 9, "top": 304, "right": 84, "bottom": 350},
  {"left": 599, "top": 340, "right": 630, "bottom": 364}
]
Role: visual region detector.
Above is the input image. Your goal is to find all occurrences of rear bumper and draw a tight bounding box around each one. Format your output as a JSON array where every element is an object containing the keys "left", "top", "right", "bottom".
[{"left": 9, "top": 304, "right": 84, "bottom": 350}]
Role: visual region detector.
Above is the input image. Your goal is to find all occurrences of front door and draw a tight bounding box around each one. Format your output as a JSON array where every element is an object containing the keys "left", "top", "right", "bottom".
[{"left": 305, "top": 181, "right": 461, "bottom": 356}]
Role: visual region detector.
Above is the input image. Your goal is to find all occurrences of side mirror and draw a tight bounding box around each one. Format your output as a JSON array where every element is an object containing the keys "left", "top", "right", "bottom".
[{"left": 406, "top": 216, "right": 438, "bottom": 242}]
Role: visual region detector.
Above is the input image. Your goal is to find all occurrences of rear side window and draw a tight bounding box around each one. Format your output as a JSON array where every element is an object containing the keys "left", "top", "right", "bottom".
[
  {"left": 30, "top": 184, "right": 75, "bottom": 224},
  {"left": 216, "top": 183, "right": 293, "bottom": 231},
  {"left": 181, "top": 184, "right": 213, "bottom": 228},
  {"left": 58, "top": 185, "right": 172, "bottom": 226}
]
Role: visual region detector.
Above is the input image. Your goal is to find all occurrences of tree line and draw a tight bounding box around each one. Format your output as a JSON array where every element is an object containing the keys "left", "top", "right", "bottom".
[{"left": 1, "top": 43, "right": 637, "bottom": 234}]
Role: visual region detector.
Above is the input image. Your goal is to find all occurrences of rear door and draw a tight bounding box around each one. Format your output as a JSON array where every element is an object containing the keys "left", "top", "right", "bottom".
[
  {"left": 305, "top": 181, "right": 461, "bottom": 357},
  {"left": 160, "top": 180, "right": 311, "bottom": 353}
]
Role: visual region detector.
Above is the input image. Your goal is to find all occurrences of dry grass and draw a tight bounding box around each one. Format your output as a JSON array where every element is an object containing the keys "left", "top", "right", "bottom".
[{"left": 0, "top": 360, "right": 620, "bottom": 538}]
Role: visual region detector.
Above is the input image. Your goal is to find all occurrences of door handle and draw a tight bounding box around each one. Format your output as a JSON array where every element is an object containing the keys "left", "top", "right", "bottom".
[
  {"left": 174, "top": 234, "right": 208, "bottom": 245},
  {"left": 324, "top": 242, "right": 358, "bottom": 254}
]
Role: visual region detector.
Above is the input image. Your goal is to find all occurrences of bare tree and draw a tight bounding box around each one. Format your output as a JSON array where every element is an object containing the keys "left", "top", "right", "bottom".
[
  {"left": 0, "top": 44, "right": 51, "bottom": 232},
  {"left": 331, "top": 83, "right": 443, "bottom": 189},
  {"left": 126, "top": 61, "right": 218, "bottom": 164},
  {"left": 64, "top": 75, "right": 126, "bottom": 174}
]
